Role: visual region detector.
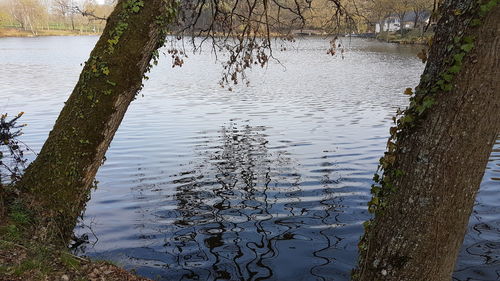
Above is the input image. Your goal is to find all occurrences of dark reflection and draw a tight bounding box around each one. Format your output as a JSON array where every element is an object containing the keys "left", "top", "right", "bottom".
[
  {"left": 341, "top": 38, "right": 421, "bottom": 57},
  {"left": 74, "top": 130, "right": 499, "bottom": 281},
  {"left": 453, "top": 136, "right": 500, "bottom": 281},
  {"left": 147, "top": 123, "right": 345, "bottom": 281}
]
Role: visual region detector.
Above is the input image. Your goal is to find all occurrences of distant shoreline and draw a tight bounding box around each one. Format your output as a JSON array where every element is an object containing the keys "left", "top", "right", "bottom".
[
  {"left": 0, "top": 27, "right": 101, "bottom": 38},
  {"left": 0, "top": 27, "right": 431, "bottom": 46},
  {"left": 375, "top": 31, "right": 433, "bottom": 45}
]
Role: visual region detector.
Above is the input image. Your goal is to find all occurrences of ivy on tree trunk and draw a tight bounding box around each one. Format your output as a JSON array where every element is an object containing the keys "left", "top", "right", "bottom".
[
  {"left": 354, "top": 0, "right": 499, "bottom": 280},
  {"left": 17, "top": 0, "right": 177, "bottom": 243}
]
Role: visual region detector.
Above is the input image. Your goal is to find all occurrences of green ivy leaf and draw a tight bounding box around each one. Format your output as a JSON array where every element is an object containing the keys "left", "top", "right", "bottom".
[
  {"left": 463, "top": 36, "right": 474, "bottom": 44},
  {"left": 442, "top": 73, "right": 453, "bottom": 82},
  {"left": 369, "top": 197, "right": 379, "bottom": 206},
  {"left": 442, "top": 83, "right": 453, "bottom": 92},
  {"left": 400, "top": 114, "right": 414, "bottom": 125},
  {"left": 449, "top": 65, "right": 462, "bottom": 74},
  {"left": 470, "top": 19, "right": 482, "bottom": 26},
  {"left": 422, "top": 97, "right": 436, "bottom": 109},
  {"left": 461, "top": 43, "right": 474, "bottom": 52},
  {"left": 453, "top": 53, "right": 465, "bottom": 64},
  {"left": 102, "top": 67, "right": 110, "bottom": 76}
]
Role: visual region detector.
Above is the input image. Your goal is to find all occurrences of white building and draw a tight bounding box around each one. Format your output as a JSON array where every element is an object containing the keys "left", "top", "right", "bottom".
[
  {"left": 375, "top": 11, "right": 431, "bottom": 33},
  {"left": 376, "top": 16, "right": 400, "bottom": 32}
]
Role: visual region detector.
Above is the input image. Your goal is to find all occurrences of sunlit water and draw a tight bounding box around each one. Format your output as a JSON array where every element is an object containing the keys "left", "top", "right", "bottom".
[{"left": 0, "top": 36, "right": 498, "bottom": 281}]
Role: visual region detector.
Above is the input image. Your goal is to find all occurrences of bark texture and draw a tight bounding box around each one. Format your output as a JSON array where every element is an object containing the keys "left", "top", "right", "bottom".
[
  {"left": 17, "top": 0, "right": 174, "bottom": 243},
  {"left": 355, "top": 1, "right": 499, "bottom": 280}
]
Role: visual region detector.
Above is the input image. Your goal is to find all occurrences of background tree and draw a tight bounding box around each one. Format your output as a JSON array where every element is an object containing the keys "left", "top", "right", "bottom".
[
  {"left": 359, "top": 0, "right": 394, "bottom": 33},
  {"left": 7, "top": 0, "right": 46, "bottom": 34},
  {"left": 389, "top": 0, "right": 412, "bottom": 35},
  {"left": 0, "top": 7, "right": 13, "bottom": 26},
  {"left": 1, "top": 0, "right": 114, "bottom": 33},
  {"left": 411, "top": 0, "right": 433, "bottom": 30},
  {"left": 53, "top": 0, "right": 75, "bottom": 30}
]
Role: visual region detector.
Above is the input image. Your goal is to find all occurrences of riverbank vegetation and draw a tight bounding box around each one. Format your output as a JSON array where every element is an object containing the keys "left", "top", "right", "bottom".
[
  {"left": 0, "top": 0, "right": 113, "bottom": 37},
  {"left": 0, "top": 27, "right": 99, "bottom": 37},
  {"left": 377, "top": 29, "right": 434, "bottom": 44}
]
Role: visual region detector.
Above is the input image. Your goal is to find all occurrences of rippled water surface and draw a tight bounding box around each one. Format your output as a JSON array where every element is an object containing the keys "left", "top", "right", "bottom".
[{"left": 0, "top": 36, "right": 498, "bottom": 281}]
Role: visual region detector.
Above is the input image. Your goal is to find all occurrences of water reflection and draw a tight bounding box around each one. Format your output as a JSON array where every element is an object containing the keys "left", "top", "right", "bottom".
[
  {"left": 144, "top": 123, "right": 342, "bottom": 281},
  {"left": 453, "top": 136, "right": 500, "bottom": 281}
]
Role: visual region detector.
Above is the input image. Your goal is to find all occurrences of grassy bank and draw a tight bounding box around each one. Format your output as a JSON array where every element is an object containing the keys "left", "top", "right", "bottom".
[
  {"left": 0, "top": 241, "right": 150, "bottom": 281},
  {"left": 0, "top": 28, "right": 100, "bottom": 38},
  {"left": 377, "top": 30, "right": 433, "bottom": 45},
  {"left": 0, "top": 190, "right": 149, "bottom": 281}
]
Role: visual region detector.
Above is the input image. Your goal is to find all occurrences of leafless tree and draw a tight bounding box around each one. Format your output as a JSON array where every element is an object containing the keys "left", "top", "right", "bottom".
[{"left": 169, "top": 0, "right": 354, "bottom": 86}]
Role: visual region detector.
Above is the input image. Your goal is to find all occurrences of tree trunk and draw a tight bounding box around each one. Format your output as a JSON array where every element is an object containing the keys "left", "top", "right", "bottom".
[
  {"left": 378, "top": 19, "right": 384, "bottom": 33},
  {"left": 413, "top": 9, "right": 419, "bottom": 29},
  {"left": 70, "top": 14, "right": 75, "bottom": 31},
  {"left": 26, "top": 14, "right": 36, "bottom": 36},
  {"left": 354, "top": 1, "right": 499, "bottom": 280},
  {"left": 398, "top": 13, "right": 406, "bottom": 36},
  {"left": 18, "top": 0, "right": 175, "bottom": 243}
]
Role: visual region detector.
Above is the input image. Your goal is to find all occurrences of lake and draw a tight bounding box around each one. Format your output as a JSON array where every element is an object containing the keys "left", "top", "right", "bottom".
[{"left": 0, "top": 36, "right": 498, "bottom": 281}]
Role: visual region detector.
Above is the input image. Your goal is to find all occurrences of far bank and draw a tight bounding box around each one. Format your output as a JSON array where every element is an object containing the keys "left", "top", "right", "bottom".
[
  {"left": 376, "top": 30, "right": 434, "bottom": 45},
  {"left": 0, "top": 28, "right": 101, "bottom": 38}
]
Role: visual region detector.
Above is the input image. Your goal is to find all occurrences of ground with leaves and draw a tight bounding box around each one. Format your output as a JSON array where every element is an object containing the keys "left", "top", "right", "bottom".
[
  {"left": 0, "top": 229, "right": 150, "bottom": 281},
  {"left": 0, "top": 191, "right": 150, "bottom": 281}
]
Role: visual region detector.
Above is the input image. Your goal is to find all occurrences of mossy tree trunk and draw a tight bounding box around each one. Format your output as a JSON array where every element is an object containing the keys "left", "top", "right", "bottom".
[
  {"left": 354, "top": 0, "right": 499, "bottom": 280},
  {"left": 17, "top": 0, "right": 176, "bottom": 243}
]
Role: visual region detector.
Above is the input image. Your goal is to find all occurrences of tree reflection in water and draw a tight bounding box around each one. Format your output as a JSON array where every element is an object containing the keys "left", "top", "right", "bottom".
[{"left": 162, "top": 123, "right": 344, "bottom": 281}]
